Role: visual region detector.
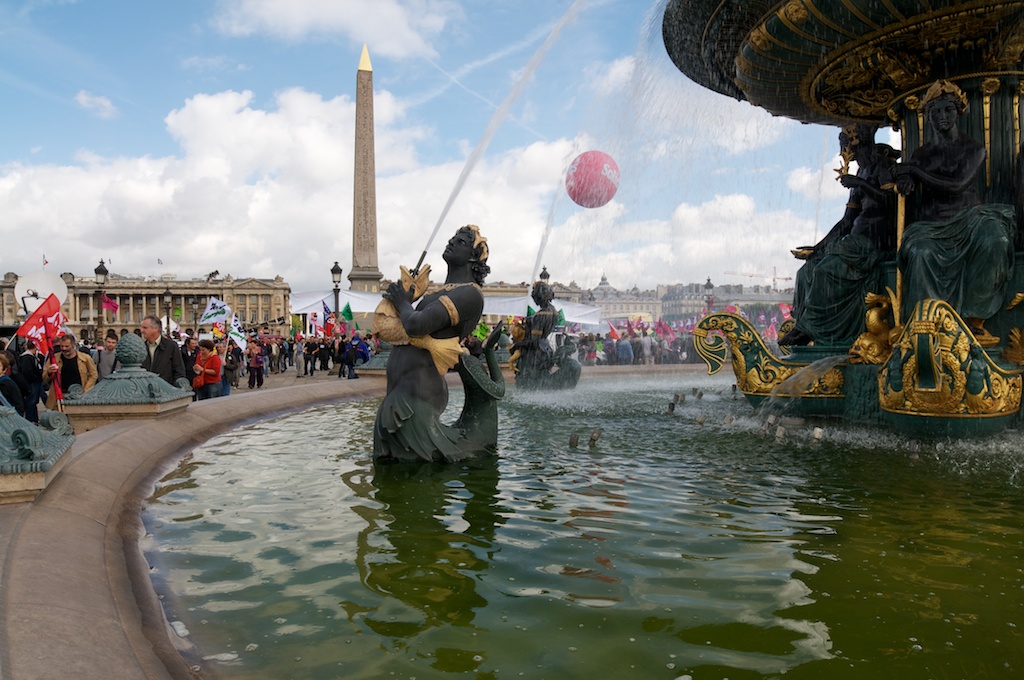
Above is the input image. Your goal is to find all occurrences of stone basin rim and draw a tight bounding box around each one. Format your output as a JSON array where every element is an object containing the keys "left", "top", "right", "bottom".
[{"left": 0, "top": 365, "right": 699, "bottom": 679}]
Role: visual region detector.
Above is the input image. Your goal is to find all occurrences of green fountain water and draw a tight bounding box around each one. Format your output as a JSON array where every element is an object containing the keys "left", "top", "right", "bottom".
[{"left": 143, "top": 374, "right": 1024, "bottom": 679}]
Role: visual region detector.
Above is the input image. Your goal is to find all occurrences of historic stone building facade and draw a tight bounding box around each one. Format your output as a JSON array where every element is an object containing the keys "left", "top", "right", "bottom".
[
  {"left": 584, "top": 274, "right": 663, "bottom": 322},
  {"left": 1, "top": 269, "right": 291, "bottom": 342}
]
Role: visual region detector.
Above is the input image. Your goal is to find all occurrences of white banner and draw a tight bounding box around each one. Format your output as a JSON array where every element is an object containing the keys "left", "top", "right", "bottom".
[
  {"left": 228, "top": 314, "right": 248, "bottom": 351},
  {"left": 198, "top": 296, "right": 232, "bottom": 326}
]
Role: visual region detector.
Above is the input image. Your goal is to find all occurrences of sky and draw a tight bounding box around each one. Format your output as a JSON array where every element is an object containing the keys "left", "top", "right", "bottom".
[{"left": 0, "top": 0, "right": 878, "bottom": 298}]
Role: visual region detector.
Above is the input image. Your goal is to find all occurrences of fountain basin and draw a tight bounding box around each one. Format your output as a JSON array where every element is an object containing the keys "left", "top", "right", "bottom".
[
  {"left": 0, "top": 376, "right": 387, "bottom": 680},
  {"left": 143, "top": 374, "right": 1024, "bottom": 679}
]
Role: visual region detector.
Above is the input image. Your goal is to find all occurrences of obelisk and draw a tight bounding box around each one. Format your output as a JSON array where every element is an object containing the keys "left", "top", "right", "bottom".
[{"left": 349, "top": 44, "right": 383, "bottom": 292}]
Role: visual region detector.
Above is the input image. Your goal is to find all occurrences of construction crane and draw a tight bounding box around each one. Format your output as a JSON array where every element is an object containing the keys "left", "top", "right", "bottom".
[{"left": 723, "top": 267, "right": 794, "bottom": 291}]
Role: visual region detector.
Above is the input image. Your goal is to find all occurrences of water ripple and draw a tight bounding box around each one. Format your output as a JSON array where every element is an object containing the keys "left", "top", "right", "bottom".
[{"left": 144, "top": 375, "right": 1024, "bottom": 678}]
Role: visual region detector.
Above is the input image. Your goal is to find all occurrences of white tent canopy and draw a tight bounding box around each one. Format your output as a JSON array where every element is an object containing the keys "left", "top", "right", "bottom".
[
  {"left": 290, "top": 289, "right": 384, "bottom": 316},
  {"left": 291, "top": 290, "right": 601, "bottom": 326},
  {"left": 482, "top": 296, "right": 601, "bottom": 325}
]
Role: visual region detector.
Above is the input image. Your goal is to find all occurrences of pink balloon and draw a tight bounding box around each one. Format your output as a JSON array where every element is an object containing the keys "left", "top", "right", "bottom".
[{"left": 565, "top": 150, "right": 619, "bottom": 208}]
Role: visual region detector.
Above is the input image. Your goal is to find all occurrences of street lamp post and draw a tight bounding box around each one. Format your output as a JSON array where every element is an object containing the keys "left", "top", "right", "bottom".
[
  {"left": 94, "top": 259, "right": 108, "bottom": 342},
  {"left": 331, "top": 262, "right": 343, "bottom": 331},
  {"left": 704, "top": 277, "right": 714, "bottom": 315},
  {"left": 163, "top": 287, "right": 173, "bottom": 338}
]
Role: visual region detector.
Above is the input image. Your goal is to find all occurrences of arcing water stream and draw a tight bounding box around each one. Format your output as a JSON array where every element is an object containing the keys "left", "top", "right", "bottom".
[{"left": 414, "top": 0, "right": 589, "bottom": 272}]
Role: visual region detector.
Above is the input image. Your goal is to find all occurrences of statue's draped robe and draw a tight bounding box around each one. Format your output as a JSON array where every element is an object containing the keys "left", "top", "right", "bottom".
[
  {"left": 793, "top": 234, "right": 883, "bottom": 343},
  {"left": 897, "top": 134, "right": 1015, "bottom": 322},
  {"left": 898, "top": 204, "right": 1015, "bottom": 322}
]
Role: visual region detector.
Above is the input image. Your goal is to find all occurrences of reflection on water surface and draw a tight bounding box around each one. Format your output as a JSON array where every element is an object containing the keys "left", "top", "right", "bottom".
[{"left": 144, "top": 375, "right": 1024, "bottom": 679}]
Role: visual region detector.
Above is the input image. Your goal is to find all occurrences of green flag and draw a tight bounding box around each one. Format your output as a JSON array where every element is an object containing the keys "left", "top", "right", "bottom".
[
  {"left": 354, "top": 320, "right": 361, "bottom": 331},
  {"left": 341, "top": 302, "right": 353, "bottom": 321},
  {"left": 173, "top": 307, "right": 182, "bottom": 319},
  {"left": 557, "top": 308, "right": 566, "bottom": 326},
  {"left": 473, "top": 321, "right": 489, "bottom": 341},
  {"left": 526, "top": 306, "right": 535, "bottom": 317}
]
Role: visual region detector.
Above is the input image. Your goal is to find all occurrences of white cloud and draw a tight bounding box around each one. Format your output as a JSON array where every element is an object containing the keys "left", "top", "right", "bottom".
[
  {"left": 74, "top": 90, "right": 118, "bottom": 119},
  {"left": 787, "top": 158, "right": 847, "bottom": 202},
  {"left": 210, "top": 0, "right": 461, "bottom": 59},
  {"left": 0, "top": 76, "right": 830, "bottom": 303},
  {"left": 587, "top": 55, "right": 635, "bottom": 96},
  {"left": 533, "top": 192, "right": 812, "bottom": 293},
  {"left": 0, "top": 86, "right": 572, "bottom": 294}
]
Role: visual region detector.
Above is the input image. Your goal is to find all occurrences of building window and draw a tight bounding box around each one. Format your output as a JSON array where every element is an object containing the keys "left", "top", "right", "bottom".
[
  {"left": 250, "top": 295, "right": 258, "bottom": 304},
  {"left": 262, "top": 295, "right": 270, "bottom": 305},
  {"left": 263, "top": 310, "right": 270, "bottom": 322},
  {"left": 250, "top": 310, "right": 257, "bottom": 323}
]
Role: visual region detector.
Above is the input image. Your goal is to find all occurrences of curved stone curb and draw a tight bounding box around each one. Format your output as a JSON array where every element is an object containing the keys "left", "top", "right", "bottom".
[
  {"left": 0, "top": 376, "right": 386, "bottom": 680},
  {"left": 0, "top": 363, "right": 706, "bottom": 679}
]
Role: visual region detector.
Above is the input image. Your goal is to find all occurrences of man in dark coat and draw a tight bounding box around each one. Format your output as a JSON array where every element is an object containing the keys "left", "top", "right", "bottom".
[
  {"left": 17, "top": 340, "right": 44, "bottom": 422},
  {"left": 140, "top": 315, "right": 187, "bottom": 386}
]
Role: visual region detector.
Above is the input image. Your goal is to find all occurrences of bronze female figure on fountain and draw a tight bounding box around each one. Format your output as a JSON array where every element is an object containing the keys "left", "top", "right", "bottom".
[
  {"left": 373, "top": 225, "right": 495, "bottom": 462},
  {"left": 895, "top": 80, "right": 1016, "bottom": 343}
]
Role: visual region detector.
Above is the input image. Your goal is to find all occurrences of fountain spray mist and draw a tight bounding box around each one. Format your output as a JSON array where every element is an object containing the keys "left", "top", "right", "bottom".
[{"left": 413, "top": 0, "right": 589, "bottom": 272}]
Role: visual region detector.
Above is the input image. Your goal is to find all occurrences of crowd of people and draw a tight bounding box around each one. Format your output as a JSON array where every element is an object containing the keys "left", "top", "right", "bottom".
[
  {"left": 572, "top": 329, "right": 691, "bottom": 366},
  {"left": 0, "top": 314, "right": 701, "bottom": 423},
  {"left": 0, "top": 314, "right": 380, "bottom": 420}
]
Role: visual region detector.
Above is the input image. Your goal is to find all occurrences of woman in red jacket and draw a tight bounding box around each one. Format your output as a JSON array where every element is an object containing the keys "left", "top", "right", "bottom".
[{"left": 193, "top": 339, "right": 222, "bottom": 400}]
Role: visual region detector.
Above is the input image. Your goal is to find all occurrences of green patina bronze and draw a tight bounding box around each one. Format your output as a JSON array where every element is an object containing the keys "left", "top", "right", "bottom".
[
  {"left": 68, "top": 333, "right": 194, "bottom": 405},
  {"left": 665, "top": 0, "right": 1024, "bottom": 436},
  {"left": 0, "top": 407, "right": 74, "bottom": 474},
  {"left": 373, "top": 226, "right": 505, "bottom": 463},
  {"left": 509, "top": 282, "right": 581, "bottom": 391}
]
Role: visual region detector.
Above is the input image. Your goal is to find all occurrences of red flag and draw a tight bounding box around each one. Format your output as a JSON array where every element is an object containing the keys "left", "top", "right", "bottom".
[
  {"left": 778, "top": 303, "right": 793, "bottom": 320},
  {"left": 15, "top": 293, "right": 66, "bottom": 357},
  {"left": 658, "top": 320, "right": 677, "bottom": 343},
  {"left": 102, "top": 294, "right": 119, "bottom": 311},
  {"left": 606, "top": 321, "right": 620, "bottom": 340},
  {"left": 765, "top": 322, "right": 778, "bottom": 340}
]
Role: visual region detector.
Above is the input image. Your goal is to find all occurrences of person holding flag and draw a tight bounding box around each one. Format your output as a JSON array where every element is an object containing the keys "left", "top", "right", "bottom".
[
  {"left": 17, "top": 340, "right": 44, "bottom": 422},
  {"left": 42, "top": 333, "right": 97, "bottom": 410},
  {"left": 15, "top": 292, "right": 70, "bottom": 410},
  {"left": 339, "top": 301, "right": 353, "bottom": 336},
  {"left": 322, "top": 300, "right": 336, "bottom": 338},
  {"left": 15, "top": 292, "right": 65, "bottom": 358}
]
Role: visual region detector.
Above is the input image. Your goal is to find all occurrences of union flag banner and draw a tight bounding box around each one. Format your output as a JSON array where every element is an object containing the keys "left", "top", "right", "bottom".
[
  {"left": 322, "top": 300, "right": 335, "bottom": 336},
  {"left": 198, "top": 296, "right": 232, "bottom": 325},
  {"left": 15, "top": 293, "right": 66, "bottom": 357}
]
